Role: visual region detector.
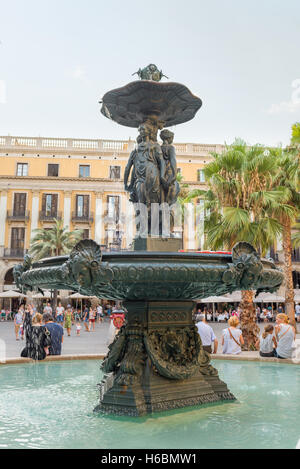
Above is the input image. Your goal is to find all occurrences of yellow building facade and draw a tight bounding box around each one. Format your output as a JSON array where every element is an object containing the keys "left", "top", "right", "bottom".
[
  {"left": 0, "top": 135, "right": 299, "bottom": 298},
  {"left": 0, "top": 135, "right": 225, "bottom": 291}
]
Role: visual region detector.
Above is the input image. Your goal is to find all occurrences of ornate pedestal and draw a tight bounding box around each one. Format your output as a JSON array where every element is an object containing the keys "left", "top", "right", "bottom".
[
  {"left": 134, "top": 237, "right": 183, "bottom": 252},
  {"left": 95, "top": 301, "right": 235, "bottom": 416}
]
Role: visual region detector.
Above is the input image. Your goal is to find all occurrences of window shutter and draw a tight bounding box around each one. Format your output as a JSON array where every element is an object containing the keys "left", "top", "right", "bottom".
[
  {"left": 14, "top": 193, "right": 26, "bottom": 216},
  {"left": 51, "top": 194, "right": 58, "bottom": 216},
  {"left": 42, "top": 194, "right": 47, "bottom": 212},
  {"left": 83, "top": 195, "right": 89, "bottom": 217}
]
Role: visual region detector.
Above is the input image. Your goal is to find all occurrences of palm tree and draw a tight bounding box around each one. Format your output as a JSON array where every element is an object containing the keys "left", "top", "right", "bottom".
[
  {"left": 29, "top": 219, "right": 84, "bottom": 309},
  {"left": 291, "top": 122, "right": 300, "bottom": 146},
  {"left": 273, "top": 145, "right": 300, "bottom": 326},
  {"left": 292, "top": 224, "right": 300, "bottom": 248},
  {"left": 201, "top": 139, "right": 293, "bottom": 349}
]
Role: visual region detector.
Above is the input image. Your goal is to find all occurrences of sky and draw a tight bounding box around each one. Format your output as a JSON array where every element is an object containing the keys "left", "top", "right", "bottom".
[{"left": 0, "top": 0, "right": 299, "bottom": 146}]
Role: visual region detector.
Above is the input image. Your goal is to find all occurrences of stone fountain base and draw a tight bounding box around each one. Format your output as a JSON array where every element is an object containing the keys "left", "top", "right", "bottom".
[{"left": 95, "top": 301, "right": 235, "bottom": 416}]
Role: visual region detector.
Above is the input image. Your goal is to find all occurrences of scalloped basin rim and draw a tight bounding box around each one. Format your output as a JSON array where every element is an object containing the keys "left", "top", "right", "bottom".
[{"left": 31, "top": 251, "right": 275, "bottom": 270}]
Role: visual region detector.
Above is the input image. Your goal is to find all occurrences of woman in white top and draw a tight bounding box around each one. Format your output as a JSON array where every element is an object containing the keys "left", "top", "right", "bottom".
[
  {"left": 222, "top": 316, "right": 244, "bottom": 355},
  {"left": 274, "top": 313, "right": 296, "bottom": 359},
  {"left": 255, "top": 324, "right": 277, "bottom": 357}
]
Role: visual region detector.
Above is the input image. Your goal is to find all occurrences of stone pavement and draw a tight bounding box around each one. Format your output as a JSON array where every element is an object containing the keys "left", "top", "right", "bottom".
[
  {"left": 0, "top": 319, "right": 111, "bottom": 360},
  {"left": 0, "top": 319, "right": 299, "bottom": 363}
]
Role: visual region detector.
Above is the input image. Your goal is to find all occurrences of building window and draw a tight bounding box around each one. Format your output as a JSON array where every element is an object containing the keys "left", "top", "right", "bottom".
[
  {"left": 110, "top": 166, "right": 121, "bottom": 179},
  {"left": 197, "top": 169, "right": 206, "bottom": 183},
  {"left": 292, "top": 247, "right": 300, "bottom": 262},
  {"left": 79, "top": 165, "right": 90, "bottom": 178},
  {"left": 42, "top": 194, "right": 58, "bottom": 217},
  {"left": 82, "top": 229, "right": 90, "bottom": 240},
  {"left": 10, "top": 227, "right": 25, "bottom": 253},
  {"left": 107, "top": 196, "right": 120, "bottom": 223},
  {"left": 177, "top": 168, "right": 182, "bottom": 175},
  {"left": 13, "top": 193, "right": 27, "bottom": 216},
  {"left": 48, "top": 164, "right": 59, "bottom": 177},
  {"left": 76, "top": 195, "right": 90, "bottom": 218},
  {"left": 293, "top": 271, "right": 300, "bottom": 289},
  {"left": 16, "top": 163, "right": 28, "bottom": 177}
]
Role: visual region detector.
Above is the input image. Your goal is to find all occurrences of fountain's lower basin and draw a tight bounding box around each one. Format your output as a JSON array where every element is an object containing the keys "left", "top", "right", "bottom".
[
  {"left": 13, "top": 240, "right": 284, "bottom": 416},
  {"left": 0, "top": 359, "right": 298, "bottom": 449}
]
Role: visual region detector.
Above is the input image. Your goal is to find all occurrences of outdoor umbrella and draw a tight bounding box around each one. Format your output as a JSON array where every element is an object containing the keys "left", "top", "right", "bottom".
[
  {"left": 225, "top": 291, "right": 242, "bottom": 302},
  {"left": 254, "top": 293, "right": 285, "bottom": 303},
  {"left": 201, "top": 295, "right": 230, "bottom": 303},
  {"left": 69, "top": 292, "right": 91, "bottom": 311},
  {"left": 0, "top": 290, "right": 26, "bottom": 298},
  {"left": 0, "top": 290, "right": 26, "bottom": 312},
  {"left": 32, "top": 291, "right": 53, "bottom": 299},
  {"left": 69, "top": 293, "right": 91, "bottom": 299},
  {"left": 201, "top": 295, "right": 230, "bottom": 315}
]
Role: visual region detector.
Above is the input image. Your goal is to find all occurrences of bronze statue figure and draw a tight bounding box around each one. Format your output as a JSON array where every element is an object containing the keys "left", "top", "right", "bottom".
[
  {"left": 160, "top": 129, "right": 180, "bottom": 206},
  {"left": 124, "top": 122, "right": 167, "bottom": 234},
  {"left": 132, "top": 64, "right": 169, "bottom": 82}
]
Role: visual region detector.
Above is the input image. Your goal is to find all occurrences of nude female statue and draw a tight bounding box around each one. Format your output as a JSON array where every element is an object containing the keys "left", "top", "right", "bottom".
[
  {"left": 160, "top": 129, "right": 180, "bottom": 206},
  {"left": 124, "top": 124, "right": 165, "bottom": 207}
]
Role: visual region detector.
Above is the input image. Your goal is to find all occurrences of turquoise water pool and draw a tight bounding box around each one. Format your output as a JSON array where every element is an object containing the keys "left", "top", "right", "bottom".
[{"left": 0, "top": 360, "right": 299, "bottom": 449}]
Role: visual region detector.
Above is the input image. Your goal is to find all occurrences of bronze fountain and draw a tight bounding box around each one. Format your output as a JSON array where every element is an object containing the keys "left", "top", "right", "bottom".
[{"left": 14, "top": 64, "right": 284, "bottom": 416}]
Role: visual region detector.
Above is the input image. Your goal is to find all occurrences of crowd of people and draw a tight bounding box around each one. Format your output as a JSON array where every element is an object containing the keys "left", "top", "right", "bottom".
[
  {"left": 1, "top": 299, "right": 298, "bottom": 362},
  {"left": 195, "top": 303, "right": 300, "bottom": 324},
  {"left": 196, "top": 312, "right": 297, "bottom": 360},
  {"left": 8, "top": 301, "right": 124, "bottom": 361}
]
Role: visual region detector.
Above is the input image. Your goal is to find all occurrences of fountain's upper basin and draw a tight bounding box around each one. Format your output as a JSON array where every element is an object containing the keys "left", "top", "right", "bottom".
[{"left": 101, "top": 80, "right": 202, "bottom": 128}]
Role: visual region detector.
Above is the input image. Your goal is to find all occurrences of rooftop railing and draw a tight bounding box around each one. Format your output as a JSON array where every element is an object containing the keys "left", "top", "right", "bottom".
[{"left": 0, "top": 136, "right": 224, "bottom": 156}]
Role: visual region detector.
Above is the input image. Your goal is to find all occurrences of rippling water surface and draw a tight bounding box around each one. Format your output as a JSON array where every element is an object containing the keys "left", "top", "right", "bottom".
[{"left": 0, "top": 360, "right": 299, "bottom": 449}]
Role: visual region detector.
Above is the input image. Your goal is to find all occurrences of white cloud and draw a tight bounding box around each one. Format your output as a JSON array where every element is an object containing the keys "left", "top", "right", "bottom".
[{"left": 267, "top": 79, "right": 300, "bottom": 114}]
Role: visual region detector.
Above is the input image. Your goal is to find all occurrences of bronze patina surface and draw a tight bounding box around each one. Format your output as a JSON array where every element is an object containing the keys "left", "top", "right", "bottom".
[
  {"left": 101, "top": 80, "right": 202, "bottom": 129},
  {"left": 14, "top": 240, "right": 284, "bottom": 416},
  {"left": 14, "top": 67, "right": 285, "bottom": 416}
]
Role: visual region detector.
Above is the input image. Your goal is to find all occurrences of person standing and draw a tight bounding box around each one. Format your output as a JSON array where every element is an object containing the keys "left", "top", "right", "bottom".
[
  {"left": 196, "top": 314, "right": 218, "bottom": 354},
  {"left": 89, "top": 307, "right": 96, "bottom": 332},
  {"left": 83, "top": 306, "right": 90, "bottom": 332},
  {"left": 21, "top": 308, "right": 51, "bottom": 360},
  {"left": 43, "top": 302, "right": 53, "bottom": 318},
  {"left": 96, "top": 304, "right": 103, "bottom": 323},
  {"left": 295, "top": 303, "right": 300, "bottom": 323},
  {"left": 64, "top": 305, "right": 74, "bottom": 337},
  {"left": 14, "top": 307, "right": 24, "bottom": 341},
  {"left": 222, "top": 316, "right": 244, "bottom": 355},
  {"left": 42, "top": 313, "right": 64, "bottom": 356},
  {"left": 56, "top": 302, "right": 65, "bottom": 324}
]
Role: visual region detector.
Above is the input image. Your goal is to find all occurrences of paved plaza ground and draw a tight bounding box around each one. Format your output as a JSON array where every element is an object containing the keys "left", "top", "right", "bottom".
[{"left": 1, "top": 319, "right": 299, "bottom": 361}]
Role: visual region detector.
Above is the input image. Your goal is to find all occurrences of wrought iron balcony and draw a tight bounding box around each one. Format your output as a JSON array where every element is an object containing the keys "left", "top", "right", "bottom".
[
  {"left": 7, "top": 210, "right": 30, "bottom": 222},
  {"left": 39, "top": 211, "right": 62, "bottom": 222},
  {"left": 71, "top": 212, "right": 94, "bottom": 223},
  {"left": 3, "top": 248, "right": 28, "bottom": 259}
]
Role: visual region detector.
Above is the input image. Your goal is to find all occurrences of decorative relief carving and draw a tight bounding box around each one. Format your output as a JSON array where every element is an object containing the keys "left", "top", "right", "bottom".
[{"left": 15, "top": 241, "right": 284, "bottom": 302}]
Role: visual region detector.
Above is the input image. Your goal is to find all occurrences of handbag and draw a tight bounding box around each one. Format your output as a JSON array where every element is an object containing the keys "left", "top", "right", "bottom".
[{"left": 228, "top": 328, "right": 241, "bottom": 347}]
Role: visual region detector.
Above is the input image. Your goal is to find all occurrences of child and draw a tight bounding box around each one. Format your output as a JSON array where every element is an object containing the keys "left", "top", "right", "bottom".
[
  {"left": 76, "top": 322, "right": 81, "bottom": 336},
  {"left": 255, "top": 324, "right": 277, "bottom": 357}
]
